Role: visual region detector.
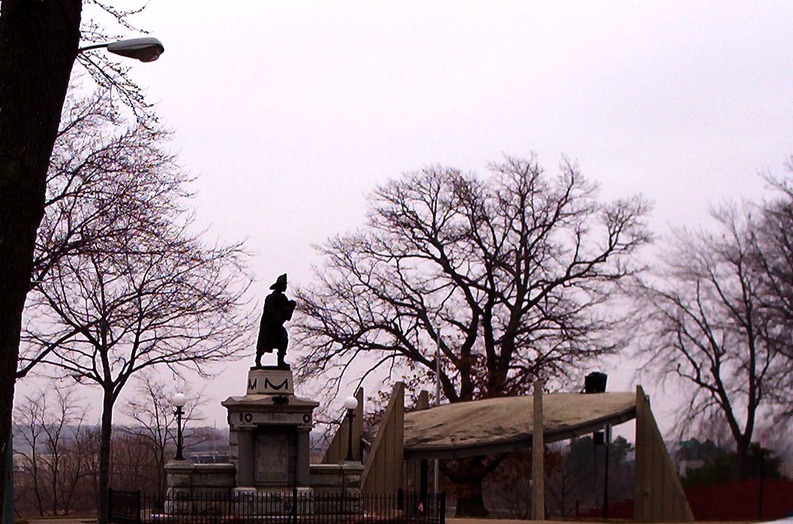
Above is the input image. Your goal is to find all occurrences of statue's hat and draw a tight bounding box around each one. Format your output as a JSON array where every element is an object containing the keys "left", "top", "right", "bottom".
[{"left": 270, "top": 273, "right": 288, "bottom": 290}]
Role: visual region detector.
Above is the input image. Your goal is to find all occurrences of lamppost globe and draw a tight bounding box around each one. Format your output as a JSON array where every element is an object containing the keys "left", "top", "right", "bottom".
[
  {"left": 344, "top": 395, "right": 358, "bottom": 461},
  {"left": 343, "top": 396, "right": 358, "bottom": 411},
  {"left": 172, "top": 392, "right": 187, "bottom": 408}
]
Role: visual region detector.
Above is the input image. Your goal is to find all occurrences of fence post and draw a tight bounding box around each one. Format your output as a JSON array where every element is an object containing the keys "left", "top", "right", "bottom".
[
  {"left": 291, "top": 486, "right": 298, "bottom": 524},
  {"left": 135, "top": 490, "right": 141, "bottom": 524},
  {"left": 108, "top": 489, "right": 114, "bottom": 523}
]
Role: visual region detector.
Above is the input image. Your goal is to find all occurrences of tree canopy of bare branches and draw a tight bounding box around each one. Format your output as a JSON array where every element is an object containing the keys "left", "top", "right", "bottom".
[
  {"left": 14, "top": 387, "right": 89, "bottom": 517},
  {"left": 120, "top": 374, "right": 204, "bottom": 496},
  {"left": 296, "top": 156, "right": 650, "bottom": 401},
  {"left": 27, "top": 90, "right": 173, "bottom": 298},
  {"left": 632, "top": 168, "right": 793, "bottom": 480},
  {"left": 295, "top": 156, "right": 650, "bottom": 516}
]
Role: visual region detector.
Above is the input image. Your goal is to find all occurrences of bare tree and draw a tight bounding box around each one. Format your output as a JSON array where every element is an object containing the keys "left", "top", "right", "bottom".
[
  {"left": 18, "top": 90, "right": 185, "bottom": 380},
  {"left": 0, "top": 1, "right": 163, "bottom": 508},
  {"left": 120, "top": 374, "right": 203, "bottom": 496},
  {"left": 632, "top": 204, "right": 789, "bottom": 480},
  {"left": 14, "top": 387, "right": 88, "bottom": 516},
  {"left": 295, "top": 156, "right": 650, "bottom": 515},
  {"left": 18, "top": 94, "right": 253, "bottom": 520},
  {"left": 15, "top": 392, "right": 50, "bottom": 516},
  {"left": 23, "top": 222, "right": 251, "bottom": 519},
  {"left": 749, "top": 167, "right": 793, "bottom": 421}
]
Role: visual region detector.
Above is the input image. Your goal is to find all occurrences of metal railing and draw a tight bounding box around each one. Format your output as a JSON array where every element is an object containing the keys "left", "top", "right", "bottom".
[{"left": 108, "top": 488, "right": 445, "bottom": 524}]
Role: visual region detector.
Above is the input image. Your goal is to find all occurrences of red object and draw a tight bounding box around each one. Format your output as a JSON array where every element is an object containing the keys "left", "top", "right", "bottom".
[
  {"left": 686, "top": 478, "right": 793, "bottom": 521},
  {"left": 577, "top": 478, "right": 793, "bottom": 521}
]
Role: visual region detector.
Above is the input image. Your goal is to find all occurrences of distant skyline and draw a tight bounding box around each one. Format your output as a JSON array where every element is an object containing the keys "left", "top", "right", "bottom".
[{"left": 20, "top": 2, "right": 793, "bottom": 436}]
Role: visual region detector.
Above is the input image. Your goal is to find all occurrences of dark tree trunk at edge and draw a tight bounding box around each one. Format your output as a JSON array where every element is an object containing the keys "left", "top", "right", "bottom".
[
  {"left": 98, "top": 389, "right": 115, "bottom": 524},
  {"left": 0, "top": 0, "right": 82, "bottom": 518}
]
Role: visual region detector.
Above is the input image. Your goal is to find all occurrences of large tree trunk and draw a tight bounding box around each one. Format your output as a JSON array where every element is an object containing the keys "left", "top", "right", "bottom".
[
  {"left": 98, "top": 389, "right": 114, "bottom": 524},
  {"left": 441, "top": 455, "right": 504, "bottom": 517},
  {"left": 0, "top": 0, "right": 82, "bottom": 518},
  {"left": 454, "top": 476, "right": 489, "bottom": 518},
  {"left": 733, "top": 436, "right": 751, "bottom": 481}
]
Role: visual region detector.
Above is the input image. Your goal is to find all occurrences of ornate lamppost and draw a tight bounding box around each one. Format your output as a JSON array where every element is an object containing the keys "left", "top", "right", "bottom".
[
  {"left": 172, "top": 392, "right": 187, "bottom": 461},
  {"left": 343, "top": 396, "right": 358, "bottom": 461}
]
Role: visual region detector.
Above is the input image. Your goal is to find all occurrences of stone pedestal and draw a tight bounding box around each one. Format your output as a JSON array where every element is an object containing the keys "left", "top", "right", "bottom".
[
  {"left": 222, "top": 367, "right": 318, "bottom": 490},
  {"left": 247, "top": 367, "right": 294, "bottom": 395},
  {"left": 164, "top": 461, "right": 236, "bottom": 514}
]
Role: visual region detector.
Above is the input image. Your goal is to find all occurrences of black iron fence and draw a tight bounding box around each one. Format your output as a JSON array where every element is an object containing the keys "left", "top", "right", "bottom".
[{"left": 108, "top": 488, "right": 445, "bottom": 524}]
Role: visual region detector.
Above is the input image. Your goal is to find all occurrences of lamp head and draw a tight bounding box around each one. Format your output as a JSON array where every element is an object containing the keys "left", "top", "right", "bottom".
[
  {"left": 172, "top": 392, "right": 187, "bottom": 408},
  {"left": 107, "top": 37, "right": 164, "bottom": 62},
  {"left": 343, "top": 396, "right": 358, "bottom": 411}
]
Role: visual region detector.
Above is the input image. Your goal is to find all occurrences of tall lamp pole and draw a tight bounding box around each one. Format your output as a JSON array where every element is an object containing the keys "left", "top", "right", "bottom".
[
  {"left": 172, "top": 393, "right": 187, "bottom": 461},
  {"left": 343, "top": 396, "right": 358, "bottom": 461}
]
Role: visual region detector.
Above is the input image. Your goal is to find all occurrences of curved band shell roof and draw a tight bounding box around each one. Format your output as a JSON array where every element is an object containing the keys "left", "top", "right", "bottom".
[{"left": 403, "top": 392, "right": 636, "bottom": 460}]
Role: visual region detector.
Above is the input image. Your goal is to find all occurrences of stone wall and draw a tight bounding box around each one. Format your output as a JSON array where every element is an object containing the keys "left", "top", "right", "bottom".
[
  {"left": 310, "top": 463, "right": 364, "bottom": 514},
  {"left": 309, "top": 463, "right": 364, "bottom": 495},
  {"left": 164, "top": 461, "right": 237, "bottom": 515},
  {"left": 164, "top": 461, "right": 364, "bottom": 498},
  {"left": 165, "top": 461, "right": 237, "bottom": 495}
]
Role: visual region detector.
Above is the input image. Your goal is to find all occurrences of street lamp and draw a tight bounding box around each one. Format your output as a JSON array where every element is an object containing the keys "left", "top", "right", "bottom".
[
  {"left": 79, "top": 37, "right": 165, "bottom": 62},
  {"left": 172, "top": 392, "right": 187, "bottom": 461},
  {"left": 343, "top": 396, "right": 358, "bottom": 461}
]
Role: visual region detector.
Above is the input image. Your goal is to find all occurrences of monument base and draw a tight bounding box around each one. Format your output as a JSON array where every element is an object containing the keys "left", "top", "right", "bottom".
[
  {"left": 163, "top": 363, "right": 364, "bottom": 517},
  {"left": 223, "top": 367, "right": 318, "bottom": 490}
]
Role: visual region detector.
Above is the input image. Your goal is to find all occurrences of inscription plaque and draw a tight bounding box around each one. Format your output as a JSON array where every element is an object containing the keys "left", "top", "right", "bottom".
[{"left": 254, "top": 431, "right": 291, "bottom": 485}]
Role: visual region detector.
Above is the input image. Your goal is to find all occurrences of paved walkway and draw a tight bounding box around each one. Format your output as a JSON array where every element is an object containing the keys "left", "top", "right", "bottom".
[
  {"left": 22, "top": 518, "right": 761, "bottom": 524},
  {"left": 24, "top": 519, "right": 94, "bottom": 524}
]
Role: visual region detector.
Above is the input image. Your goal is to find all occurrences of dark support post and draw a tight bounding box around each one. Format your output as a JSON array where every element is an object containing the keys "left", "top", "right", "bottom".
[
  {"left": 593, "top": 431, "right": 603, "bottom": 508},
  {"left": 759, "top": 446, "right": 765, "bottom": 520},
  {"left": 531, "top": 380, "right": 545, "bottom": 520},
  {"left": 343, "top": 395, "right": 359, "bottom": 462},
  {"left": 440, "top": 492, "right": 446, "bottom": 524},
  {"left": 345, "top": 408, "right": 355, "bottom": 461},
  {"left": 135, "top": 490, "right": 141, "bottom": 524},
  {"left": 420, "top": 459, "right": 428, "bottom": 511},
  {"left": 172, "top": 393, "right": 187, "bottom": 461},
  {"left": 291, "top": 486, "right": 298, "bottom": 524},
  {"left": 603, "top": 426, "right": 610, "bottom": 519},
  {"left": 4, "top": 430, "right": 13, "bottom": 524},
  {"left": 108, "top": 488, "right": 114, "bottom": 523},
  {"left": 174, "top": 405, "right": 185, "bottom": 460}
]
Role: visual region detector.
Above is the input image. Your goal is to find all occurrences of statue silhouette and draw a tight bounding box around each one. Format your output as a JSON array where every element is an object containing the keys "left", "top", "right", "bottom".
[{"left": 255, "top": 273, "right": 296, "bottom": 368}]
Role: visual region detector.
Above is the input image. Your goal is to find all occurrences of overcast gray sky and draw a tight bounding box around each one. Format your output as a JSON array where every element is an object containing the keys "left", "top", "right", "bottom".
[{"left": 40, "top": 1, "right": 793, "bottom": 431}]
